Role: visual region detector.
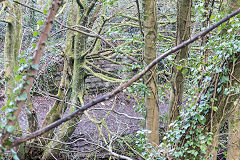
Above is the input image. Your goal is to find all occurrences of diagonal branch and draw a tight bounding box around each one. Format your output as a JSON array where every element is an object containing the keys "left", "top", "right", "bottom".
[{"left": 11, "top": 8, "right": 240, "bottom": 148}]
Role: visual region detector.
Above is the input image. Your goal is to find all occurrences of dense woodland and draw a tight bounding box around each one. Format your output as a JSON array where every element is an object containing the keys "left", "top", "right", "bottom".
[{"left": 0, "top": 0, "right": 239, "bottom": 159}]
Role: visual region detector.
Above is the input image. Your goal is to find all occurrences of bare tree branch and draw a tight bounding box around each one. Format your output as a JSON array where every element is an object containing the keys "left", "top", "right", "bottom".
[
  {"left": 135, "top": 0, "right": 144, "bottom": 37},
  {"left": 13, "top": 0, "right": 114, "bottom": 47},
  {"left": 12, "top": 8, "right": 240, "bottom": 148},
  {"left": 14, "top": 0, "right": 141, "bottom": 64}
]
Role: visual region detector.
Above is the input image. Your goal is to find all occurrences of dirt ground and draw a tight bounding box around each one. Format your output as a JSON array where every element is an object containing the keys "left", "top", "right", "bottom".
[
  {"left": 16, "top": 92, "right": 143, "bottom": 158},
  {"left": 1, "top": 86, "right": 168, "bottom": 159}
]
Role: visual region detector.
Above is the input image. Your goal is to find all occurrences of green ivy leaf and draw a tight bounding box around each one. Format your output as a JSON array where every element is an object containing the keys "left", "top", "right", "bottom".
[
  {"left": 224, "top": 88, "right": 229, "bottom": 95},
  {"left": 27, "top": 73, "right": 33, "bottom": 76},
  {"left": 6, "top": 125, "right": 15, "bottom": 133},
  {"left": 37, "top": 20, "right": 44, "bottom": 26},
  {"left": 217, "top": 87, "right": 222, "bottom": 93},
  {"left": 1, "top": 106, "right": 7, "bottom": 112},
  {"left": 16, "top": 93, "right": 28, "bottom": 101},
  {"left": 13, "top": 155, "right": 20, "bottom": 160},
  {"left": 182, "top": 68, "right": 188, "bottom": 74},
  {"left": 32, "top": 43, "right": 37, "bottom": 48},
  {"left": 176, "top": 65, "right": 183, "bottom": 70},
  {"left": 31, "top": 64, "right": 39, "bottom": 70},
  {"left": 43, "top": 9, "right": 48, "bottom": 15},
  {"left": 197, "top": 115, "right": 206, "bottom": 124},
  {"left": 212, "top": 106, "right": 218, "bottom": 111},
  {"left": 33, "top": 31, "right": 39, "bottom": 37},
  {"left": 15, "top": 75, "right": 22, "bottom": 81},
  {"left": 19, "top": 58, "right": 26, "bottom": 64},
  {"left": 221, "top": 76, "right": 229, "bottom": 83},
  {"left": 11, "top": 149, "right": 20, "bottom": 160}
]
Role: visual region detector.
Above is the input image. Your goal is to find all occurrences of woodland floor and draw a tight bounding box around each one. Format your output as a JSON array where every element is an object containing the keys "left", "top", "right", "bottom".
[{"left": 0, "top": 86, "right": 169, "bottom": 159}]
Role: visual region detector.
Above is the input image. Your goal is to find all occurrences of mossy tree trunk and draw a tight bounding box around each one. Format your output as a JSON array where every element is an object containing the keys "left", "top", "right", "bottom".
[
  {"left": 168, "top": 0, "right": 192, "bottom": 125},
  {"left": 41, "top": 0, "right": 99, "bottom": 158},
  {"left": 40, "top": 0, "right": 77, "bottom": 144},
  {"left": 3, "top": 0, "right": 22, "bottom": 103},
  {"left": 206, "top": 1, "right": 240, "bottom": 159},
  {"left": 142, "top": 0, "right": 159, "bottom": 147},
  {"left": 3, "top": 1, "right": 25, "bottom": 158}
]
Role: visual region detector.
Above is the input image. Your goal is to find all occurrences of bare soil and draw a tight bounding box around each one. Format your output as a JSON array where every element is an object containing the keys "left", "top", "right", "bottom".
[{"left": 1, "top": 87, "right": 168, "bottom": 159}]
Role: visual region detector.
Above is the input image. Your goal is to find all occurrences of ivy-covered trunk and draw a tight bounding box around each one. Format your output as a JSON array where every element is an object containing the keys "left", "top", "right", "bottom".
[
  {"left": 142, "top": 0, "right": 159, "bottom": 147},
  {"left": 226, "top": 105, "right": 240, "bottom": 160},
  {"left": 2, "top": 0, "right": 24, "bottom": 158},
  {"left": 168, "top": 0, "right": 192, "bottom": 125},
  {"left": 201, "top": 51, "right": 240, "bottom": 159},
  {"left": 225, "top": 1, "right": 240, "bottom": 159}
]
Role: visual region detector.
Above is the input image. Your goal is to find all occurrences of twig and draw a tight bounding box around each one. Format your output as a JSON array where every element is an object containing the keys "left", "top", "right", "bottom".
[
  {"left": 90, "top": 108, "right": 144, "bottom": 120},
  {"left": 135, "top": 0, "right": 144, "bottom": 37}
]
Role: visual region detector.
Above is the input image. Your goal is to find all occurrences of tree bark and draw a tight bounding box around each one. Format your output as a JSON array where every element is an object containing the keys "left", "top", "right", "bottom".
[
  {"left": 142, "top": 0, "right": 159, "bottom": 147},
  {"left": 3, "top": 0, "right": 22, "bottom": 102},
  {"left": 42, "top": 0, "right": 89, "bottom": 158},
  {"left": 40, "top": 0, "right": 76, "bottom": 144},
  {"left": 168, "top": 0, "right": 192, "bottom": 125},
  {"left": 209, "top": 1, "right": 240, "bottom": 159},
  {"left": 204, "top": 56, "right": 240, "bottom": 159},
  {"left": 226, "top": 105, "right": 240, "bottom": 160},
  {"left": 225, "top": 1, "right": 240, "bottom": 160}
]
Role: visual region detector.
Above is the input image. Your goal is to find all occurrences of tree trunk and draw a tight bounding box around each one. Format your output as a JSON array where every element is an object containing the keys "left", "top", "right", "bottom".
[
  {"left": 204, "top": 56, "right": 240, "bottom": 159},
  {"left": 209, "top": 1, "right": 240, "bottom": 159},
  {"left": 40, "top": 0, "right": 77, "bottom": 144},
  {"left": 168, "top": 0, "right": 192, "bottom": 125},
  {"left": 3, "top": 1, "right": 26, "bottom": 159},
  {"left": 1, "top": 0, "right": 63, "bottom": 151},
  {"left": 226, "top": 105, "right": 240, "bottom": 160},
  {"left": 3, "top": 0, "right": 22, "bottom": 102},
  {"left": 42, "top": 1, "right": 88, "bottom": 158},
  {"left": 142, "top": 0, "right": 159, "bottom": 147},
  {"left": 225, "top": 1, "right": 240, "bottom": 160}
]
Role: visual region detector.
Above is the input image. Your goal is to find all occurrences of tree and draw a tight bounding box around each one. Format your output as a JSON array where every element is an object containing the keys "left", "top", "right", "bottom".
[
  {"left": 168, "top": 0, "right": 192, "bottom": 125},
  {"left": 142, "top": 0, "right": 159, "bottom": 147},
  {"left": 3, "top": 0, "right": 22, "bottom": 103},
  {"left": 163, "top": 2, "right": 240, "bottom": 159},
  {"left": 41, "top": 0, "right": 88, "bottom": 158},
  {"left": 225, "top": 1, "right": 240, "bottom": 160}
]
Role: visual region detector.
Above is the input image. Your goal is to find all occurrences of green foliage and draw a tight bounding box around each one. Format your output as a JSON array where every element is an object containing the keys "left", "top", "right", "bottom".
[
  {"left": 127, "top": 83, "right": 147, "bottom": 119},
  {"left": 33, "top": 31, "right": 39, "bottom": 37},
  {"left": 155, "top": 3, "right": 240, "bottom": 159},
  {"left": 0, "top": 50, "right": 34, "bottom": 156},
  {"left": 114, "top": 129, "right": 164, "bottom": 160},
  {"left": 102, "top": 0, "right": 120, "bottom": 5}
]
